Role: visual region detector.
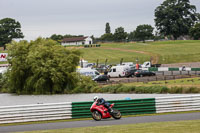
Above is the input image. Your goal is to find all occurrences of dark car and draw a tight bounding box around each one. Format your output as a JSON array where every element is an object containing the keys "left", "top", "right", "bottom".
[
  {"left": 92, "top": 75, "right": 110, "bottom": 82},
  {"left": 125, "top": 69, "right": 137, "bottom": 77},
  {"left": 134, "top": 70, "right": 156, "bottom": 77}
]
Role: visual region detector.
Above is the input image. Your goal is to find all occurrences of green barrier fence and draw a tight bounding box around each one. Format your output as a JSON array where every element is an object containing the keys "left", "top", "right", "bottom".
[
  {"left": 149, "top": 67, "right": 158, "bottom": 71},
  {"left": 191, "top": 68, "right": 200, "bottom": 71},
  {"left": 168, "top": 68, "right": 179, "bottom": 71},
  {"left": 72, "top": 98, "right": 156, "bottom": 118}
]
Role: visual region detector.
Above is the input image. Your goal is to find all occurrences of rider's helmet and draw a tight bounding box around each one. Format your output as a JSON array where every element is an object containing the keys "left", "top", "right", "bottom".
[{"left": 93, "top": 96, "right": 98, "bottom": 101}]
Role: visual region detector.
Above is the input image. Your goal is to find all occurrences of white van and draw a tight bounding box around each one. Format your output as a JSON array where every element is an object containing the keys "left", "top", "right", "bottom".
[
  {"left": 107, "top": 66, "right": 129, "bottom": 78},
  {"left": 120, "top": 62, "right": 135, "bottom": 67},
  {"left": 77, "top": 68, "right": 100, "bottom": 78}
]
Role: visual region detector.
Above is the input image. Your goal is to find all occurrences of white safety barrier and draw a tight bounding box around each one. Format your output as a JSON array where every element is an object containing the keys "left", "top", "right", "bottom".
[
  {"left": 155, "top": 95, "right": 200, "bottom": 113},
  {"left": 1, "top": 95, "right": 200, "bottom": 124},
  {"left": 0, "top": 102, "right": 72, "bottom": 124}
]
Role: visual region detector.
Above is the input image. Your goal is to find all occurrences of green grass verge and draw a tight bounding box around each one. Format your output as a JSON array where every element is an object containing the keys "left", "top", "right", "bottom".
[{"left": 16, "top": 119, "right": 200, "bottom": 133}]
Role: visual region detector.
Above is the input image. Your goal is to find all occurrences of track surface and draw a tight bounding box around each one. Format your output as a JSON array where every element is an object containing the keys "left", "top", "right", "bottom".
[{"left": 1, "top": 112, "right": 200, "bottom": 133}]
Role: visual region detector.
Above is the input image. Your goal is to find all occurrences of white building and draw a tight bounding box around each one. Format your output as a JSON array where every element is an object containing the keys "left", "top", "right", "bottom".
[{"left": 61, "top": 37, "right": 93, "bottom": 46}]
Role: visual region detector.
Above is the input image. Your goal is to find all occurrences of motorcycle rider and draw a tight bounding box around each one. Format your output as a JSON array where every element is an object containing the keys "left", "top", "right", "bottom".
[{"left": 93, "top": 96, "right": 113, "bottom": 113}]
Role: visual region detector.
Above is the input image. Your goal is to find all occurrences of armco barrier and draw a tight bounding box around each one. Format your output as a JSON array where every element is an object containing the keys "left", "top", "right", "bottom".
[
  {"left": 72, "top": 98, "right": 156, "bottom": 118},
  {"left": 0, "top": 102, "right": 72, "bottom": 124},
  {"left": 0, "top": 95, "right": 200, "bottom": 124},
  {"left": 155, "top": 95, "right": 200, "bottom": 113}
]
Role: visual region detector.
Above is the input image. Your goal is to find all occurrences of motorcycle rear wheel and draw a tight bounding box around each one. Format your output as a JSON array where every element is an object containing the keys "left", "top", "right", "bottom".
[
  {"left": 92, "top": 111, "right": 102, "bottom": 121},
  {"left": 111, "top": 109, "right": 121, "bottom": 119}
]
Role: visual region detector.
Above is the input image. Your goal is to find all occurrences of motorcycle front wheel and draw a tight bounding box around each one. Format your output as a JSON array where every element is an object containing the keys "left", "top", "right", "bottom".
[
  {"left": 111, "top": 109, "right": 121, "bottom": 119},
  {"left": 92, "top": 111, "right": 102, "bottom": 121}
]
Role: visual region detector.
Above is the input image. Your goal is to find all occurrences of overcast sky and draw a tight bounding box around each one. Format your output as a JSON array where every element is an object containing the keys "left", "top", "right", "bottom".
[{"left": 1, "top": 0, "right": 200, "bottom": 41}]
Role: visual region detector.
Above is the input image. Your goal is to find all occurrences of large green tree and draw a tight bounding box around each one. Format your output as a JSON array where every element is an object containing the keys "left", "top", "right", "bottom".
[
  {"left": 49, "top": 34, "right": 63, "bottom": 43},
  {"left": 128, "top": 31, "right": 136, "bottom": 41},
  {"left": 0, "top": 18, "right": 24, "bottom": 48},
  {"left": 154, "top": 0, "right": 199, "bottom": 40},
  {"left": 6, "top": 38, "right": 81, "bottom": 94},
  {"left": 113, "top": 27, "right": 127, "bottom": 42},
  {"left": 105, "top": 22, "right": 111, "bottom": 34},
  {"left": 189, "top": 23, "right": 200, "bottom": 40},
  {"left": 100, "top": 33, "right": 113, "bottom": 42},
  {"left": 134, "top": 24, "right": 154, "bottom": 42}
]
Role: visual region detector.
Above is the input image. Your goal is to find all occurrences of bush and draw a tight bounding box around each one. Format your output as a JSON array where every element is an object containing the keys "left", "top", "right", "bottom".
[
  {"left": 184, "top": 87, "right": 200, "bottom": 93},
  {"left": 169, "top": 87, "right": 183, "bottom": 93},
  {"left": 0, "top": 73, "right": 10, "bottom": 93},
  {"left": 71, "top": 76, "right": 98, "bottom": 93},
  {"left": 101, "top": 84, "right": 123, "bottom": 93}
]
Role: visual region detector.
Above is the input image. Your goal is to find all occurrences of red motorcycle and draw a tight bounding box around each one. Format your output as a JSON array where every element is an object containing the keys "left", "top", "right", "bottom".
[{"left": 90, "top": 101, "right": 121, "bottom": 121}]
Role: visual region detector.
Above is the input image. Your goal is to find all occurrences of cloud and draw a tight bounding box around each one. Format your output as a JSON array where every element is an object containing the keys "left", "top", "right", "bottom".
[{"left": 0, "top": 0, "right": 199, "bottom": 40}]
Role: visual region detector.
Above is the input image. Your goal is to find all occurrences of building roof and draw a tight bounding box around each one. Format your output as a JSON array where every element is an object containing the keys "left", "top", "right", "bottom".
[{"left": 62, "top": 37, "right": 88, "bottom": 43}]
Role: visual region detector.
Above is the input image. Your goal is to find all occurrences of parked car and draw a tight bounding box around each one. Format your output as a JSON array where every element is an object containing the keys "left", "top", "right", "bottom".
[
  {"left": 125, "top": 69, "right": 137, "bottom": 77},
  {"left": 134, "top": 70, "right": 156, "bottom": 77},
  {"left": 86, "top": 63, "right": 95, "bottom": 68},
  {"left": 141, "top": 61, "right": 161, "bottom": 68},
  {"left": 77, "top": 68, "right": 100, "bottom": 78},
  {"left": 92, "top": 75, "right": 110, "bottom": 82}
]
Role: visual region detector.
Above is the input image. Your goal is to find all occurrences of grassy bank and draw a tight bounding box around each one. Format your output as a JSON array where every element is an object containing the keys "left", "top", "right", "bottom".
[
  {"left": 124, "top": 77, "right": 200, "bottom": 87},
  {"left": 96, "top": 77, "right": 200, "bottom": 94},
  {"left": 79, "top": 40, "right": 200, "bottom": 64},
  {"left": 17, "top": 119, "right": 200, "bottom": 133},
  {"left": 98, "top": 84, "right": 200, "bottom": 94}
]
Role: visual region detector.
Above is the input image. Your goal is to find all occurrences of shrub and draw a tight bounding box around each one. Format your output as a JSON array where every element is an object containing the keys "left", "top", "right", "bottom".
[
  {"left": 169, "top": 87, "right": 184, "bottom": 93},
  {"left": 135, "top": 86, "right": 145, "bottom": 93},
  {"left": 72, "top": 76, "right": 98, "bottom": 93},
  {"left": 101, "top": 84, "right": 123, "bottom": 93},
  {"left": 0, "top": 73, "right": 9, "bottom": 93},
  {"left": 185, "top": 87, "right": 200, "bottom": 93}
]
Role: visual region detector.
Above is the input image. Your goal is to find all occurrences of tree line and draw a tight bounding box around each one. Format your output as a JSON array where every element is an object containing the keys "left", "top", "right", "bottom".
[{"left": 98, "top": 23, "right": 154, "bottom": 43}]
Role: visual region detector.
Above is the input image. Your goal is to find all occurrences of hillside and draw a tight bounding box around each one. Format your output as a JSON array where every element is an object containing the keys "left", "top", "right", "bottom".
[{"left": 79, "top": 40, "right": 200, "bottom": 64}]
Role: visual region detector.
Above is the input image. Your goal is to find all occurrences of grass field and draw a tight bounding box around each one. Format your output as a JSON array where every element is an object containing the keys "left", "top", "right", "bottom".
[
  {"left": 79, "top": 40, "right": 200, "bottom": 64},
  {"left": 17, "top": 119, "right": 200, "bottom": 133},
  {"left": 80, "top": 47, "right": 150, "bottom": 64}
]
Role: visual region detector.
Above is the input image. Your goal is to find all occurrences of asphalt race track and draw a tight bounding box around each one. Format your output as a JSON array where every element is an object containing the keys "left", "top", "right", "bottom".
[{"left": 0, "top": 112, "right": 200, "bottom": 133}]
